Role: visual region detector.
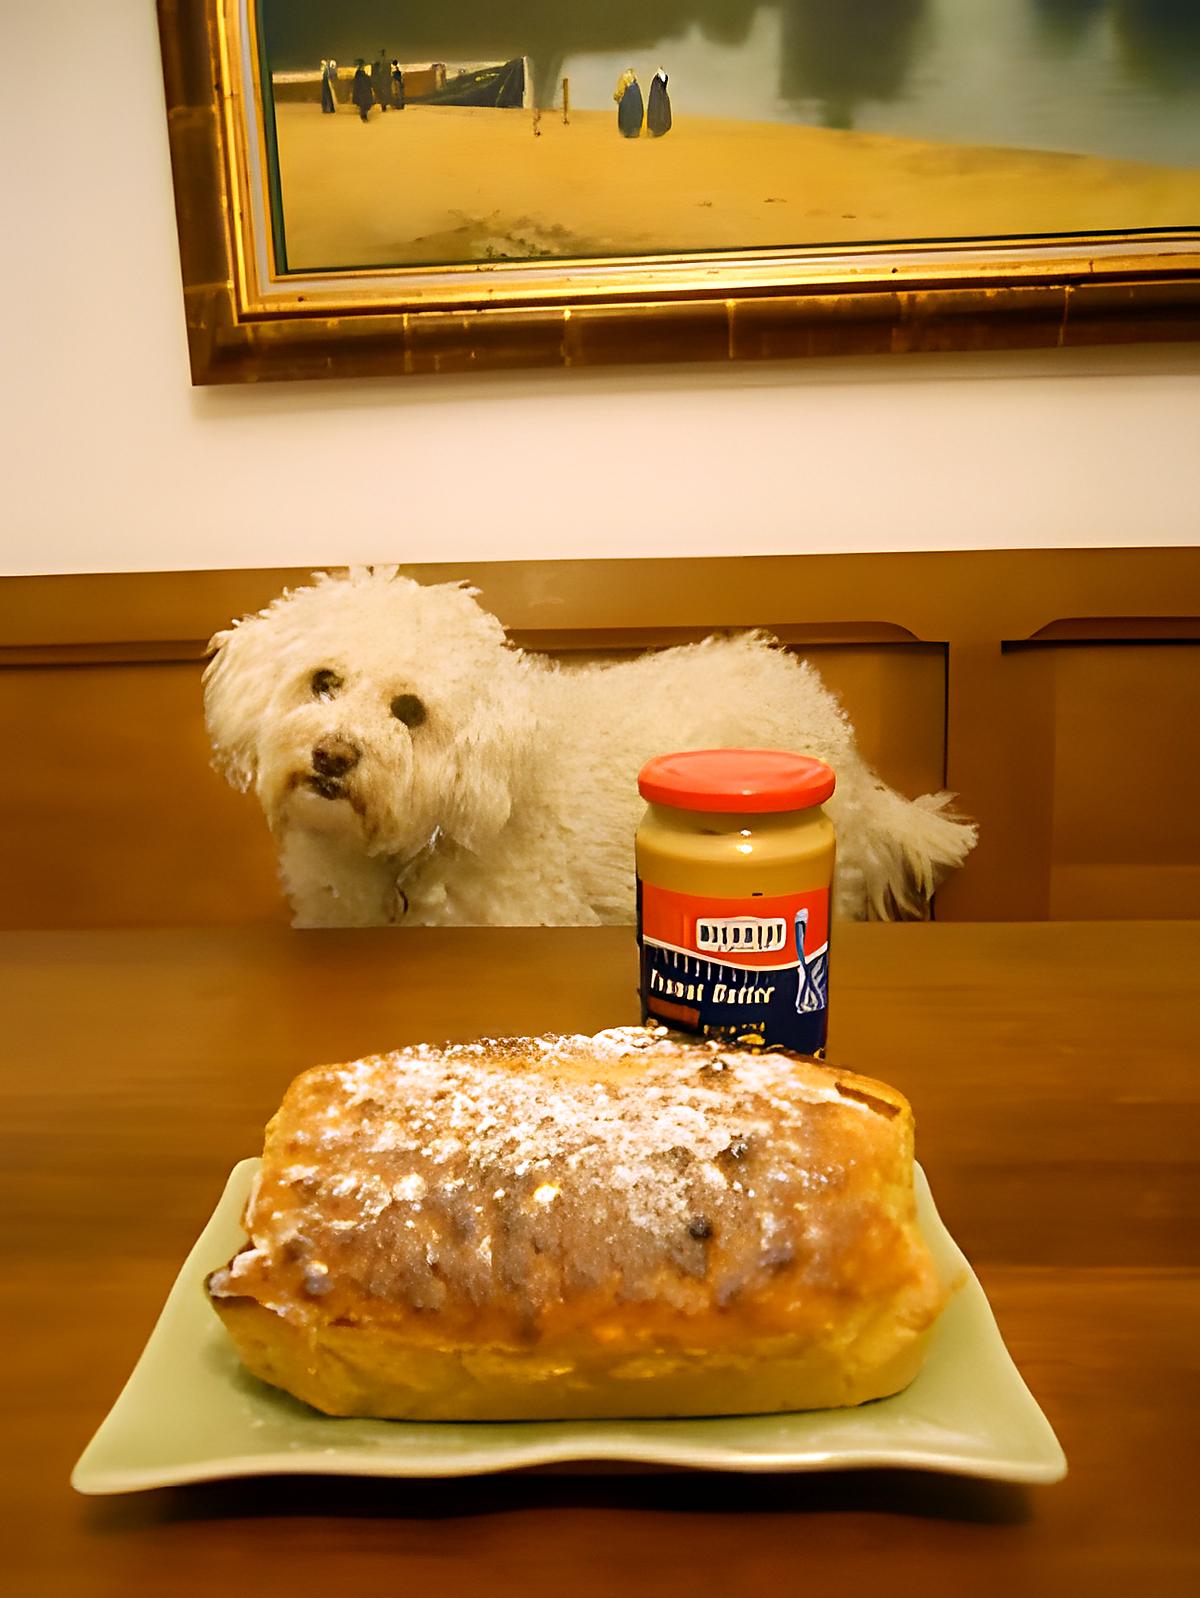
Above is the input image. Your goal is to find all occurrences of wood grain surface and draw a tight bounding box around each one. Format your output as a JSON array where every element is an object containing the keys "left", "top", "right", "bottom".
[{"left": 2, "top": 922, "right": 1197, "bottom": 1596}]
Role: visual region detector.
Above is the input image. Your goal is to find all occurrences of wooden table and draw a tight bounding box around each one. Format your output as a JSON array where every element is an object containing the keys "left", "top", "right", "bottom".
[{"left": 3, "top": 923, "right": 1197, "bottom": 1596}]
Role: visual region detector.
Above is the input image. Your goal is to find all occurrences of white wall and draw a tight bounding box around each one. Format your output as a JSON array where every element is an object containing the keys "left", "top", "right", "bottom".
[{"left": 2, "top": 0, "right": 1198, "bottom": 578}]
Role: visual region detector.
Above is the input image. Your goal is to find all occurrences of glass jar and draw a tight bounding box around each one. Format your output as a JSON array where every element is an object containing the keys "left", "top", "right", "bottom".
[{"left": 636, "top": 749, "right": 836, "bottom": 1056}]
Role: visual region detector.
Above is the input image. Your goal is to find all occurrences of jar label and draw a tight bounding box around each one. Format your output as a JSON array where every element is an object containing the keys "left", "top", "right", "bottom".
[{"left": 637, "top": 880, "right": 830, "bottom": 1055}]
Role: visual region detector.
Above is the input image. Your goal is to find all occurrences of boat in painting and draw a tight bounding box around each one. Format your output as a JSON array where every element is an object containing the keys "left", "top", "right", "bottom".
[{"left": 419, "top": 58, "right": 527, "bottom": 109}]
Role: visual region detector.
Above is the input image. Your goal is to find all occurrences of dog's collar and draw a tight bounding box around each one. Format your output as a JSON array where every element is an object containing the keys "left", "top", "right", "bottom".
[{"left": 390, "top": 825, "right": 444, "bottom": 920}]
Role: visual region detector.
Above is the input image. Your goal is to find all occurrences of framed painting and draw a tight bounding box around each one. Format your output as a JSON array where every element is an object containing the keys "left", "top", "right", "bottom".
[{"left": 159, "top": 0, "right": 1200, "bottom": 381}]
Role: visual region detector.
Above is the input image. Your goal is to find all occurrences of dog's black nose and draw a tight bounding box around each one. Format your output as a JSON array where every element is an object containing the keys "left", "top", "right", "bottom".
[{"left": 312, "top": 737, "right": 360, "bottom": 778}]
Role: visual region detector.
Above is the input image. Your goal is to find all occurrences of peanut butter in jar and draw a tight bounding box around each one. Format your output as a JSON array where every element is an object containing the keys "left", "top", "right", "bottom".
[{"left": 636, "top": 749, "right": 836, "bottom": 1055}]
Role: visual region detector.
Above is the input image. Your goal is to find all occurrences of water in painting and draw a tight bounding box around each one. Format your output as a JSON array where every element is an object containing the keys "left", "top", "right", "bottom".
[{"left": 257, "top": 0, "right": 1200, "bottom": 271}]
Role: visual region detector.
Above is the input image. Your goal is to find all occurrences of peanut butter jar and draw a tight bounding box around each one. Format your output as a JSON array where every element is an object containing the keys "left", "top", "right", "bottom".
[{"left": 636, "top": 749, "right": 836, "bottom": 1055}]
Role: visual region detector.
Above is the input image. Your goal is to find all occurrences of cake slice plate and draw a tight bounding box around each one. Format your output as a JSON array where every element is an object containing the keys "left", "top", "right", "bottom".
[{"left": 72, "top": 1160, "right": 1066, "bottom": 1493}]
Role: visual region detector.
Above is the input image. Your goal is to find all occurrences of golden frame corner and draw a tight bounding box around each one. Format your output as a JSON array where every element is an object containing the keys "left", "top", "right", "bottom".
[{"left": 159, "top": 0, "right": 1200, "bottom": 385}]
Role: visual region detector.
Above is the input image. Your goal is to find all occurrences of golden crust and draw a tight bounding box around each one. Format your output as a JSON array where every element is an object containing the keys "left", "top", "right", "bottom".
[
  {"left": 210, "top": 1294, "right": 936, "bottom": 1420},
  {"left": 208, "top": 1027, "right": 946, "bottom": 1419}
]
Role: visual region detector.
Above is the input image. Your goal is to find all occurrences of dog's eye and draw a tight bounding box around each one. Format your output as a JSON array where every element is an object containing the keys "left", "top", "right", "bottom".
[
  {"left": 311, "top": 669, "right": 342, "bottom": 701},
  {"left": 390, "top": 693, "right": 427, "bottom": 729}
]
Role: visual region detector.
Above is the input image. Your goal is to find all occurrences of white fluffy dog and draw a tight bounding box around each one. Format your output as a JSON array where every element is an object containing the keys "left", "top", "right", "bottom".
[{"left": 204, "top": 569, "right": 976, "bottom": 927}]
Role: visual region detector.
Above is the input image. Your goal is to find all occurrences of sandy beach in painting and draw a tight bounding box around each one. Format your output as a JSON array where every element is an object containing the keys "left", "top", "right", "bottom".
[{"left": 273, "top": 101, "right": 1200, "bottom": 272}]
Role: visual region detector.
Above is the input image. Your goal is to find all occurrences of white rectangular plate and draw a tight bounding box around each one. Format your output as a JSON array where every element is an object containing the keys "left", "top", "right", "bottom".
[{"left": 73, "top": 1161, "right": 1065, "bottom": 1492}]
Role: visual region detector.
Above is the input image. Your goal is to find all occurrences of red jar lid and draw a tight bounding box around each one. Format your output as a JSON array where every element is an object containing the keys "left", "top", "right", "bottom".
[{"left": 638, "top": 749, "right": 836, "bottom": 813}]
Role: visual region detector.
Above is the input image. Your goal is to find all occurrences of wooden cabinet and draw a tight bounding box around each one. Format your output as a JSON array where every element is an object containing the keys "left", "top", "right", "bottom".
[{"left": 1, "top": 552, "right": 1196, "bottom": 926}]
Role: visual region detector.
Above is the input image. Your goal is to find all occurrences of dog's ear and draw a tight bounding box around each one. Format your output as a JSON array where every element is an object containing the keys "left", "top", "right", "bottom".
[
  {"left": 420, "top": 580, "right": 524, "bottom": 849},
  {"left": 440, "top": 656, "right": 536, "bottom": 855},
  {"left": 203, "top": 613, "right": 281, "bottom": 792}
]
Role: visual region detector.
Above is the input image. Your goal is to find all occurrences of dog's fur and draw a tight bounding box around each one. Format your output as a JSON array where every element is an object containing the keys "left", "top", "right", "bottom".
[{"left": 204, "top": 569, "right": 977, "bottom": 927}]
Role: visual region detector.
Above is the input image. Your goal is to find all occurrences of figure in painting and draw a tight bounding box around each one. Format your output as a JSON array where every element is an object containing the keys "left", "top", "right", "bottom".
[
  {"left": 373, "top": 49, "right": 391, "bottom": 111},
  {"left": 352, "top": 59, "right": 373, "bottom": 122},
  {"left": 613, "top": 68, "right": 644, "bottom": 138},
  {"left": 646, "top": 68, "right": 672, "bottom": 137},
  {"left": 391, "top": 59, "right": 406, "bottom": 110},
  {"left": 320, "top": 59, "right": 337, "bottom": 114}
]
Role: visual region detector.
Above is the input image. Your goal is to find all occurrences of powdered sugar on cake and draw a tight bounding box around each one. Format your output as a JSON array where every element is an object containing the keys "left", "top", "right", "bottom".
[{"left": 211, "top": 1026, "right": 909, "bottom": 1329}]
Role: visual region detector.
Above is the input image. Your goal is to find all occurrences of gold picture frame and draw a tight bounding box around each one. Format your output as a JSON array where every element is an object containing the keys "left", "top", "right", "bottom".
[{"left": 159, "top": 0, "right": 1200, "bottom": 384}]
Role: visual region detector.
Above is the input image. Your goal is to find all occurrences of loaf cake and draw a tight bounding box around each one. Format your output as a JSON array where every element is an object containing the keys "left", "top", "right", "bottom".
[{"left": 207, "top": 1027, "right": 946, "bottom": 1420}]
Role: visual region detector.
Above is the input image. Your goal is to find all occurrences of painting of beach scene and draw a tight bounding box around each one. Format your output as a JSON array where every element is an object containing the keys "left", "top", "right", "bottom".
[{"left": 256, "top": 1, "right": 1200, "bottom": 272}]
